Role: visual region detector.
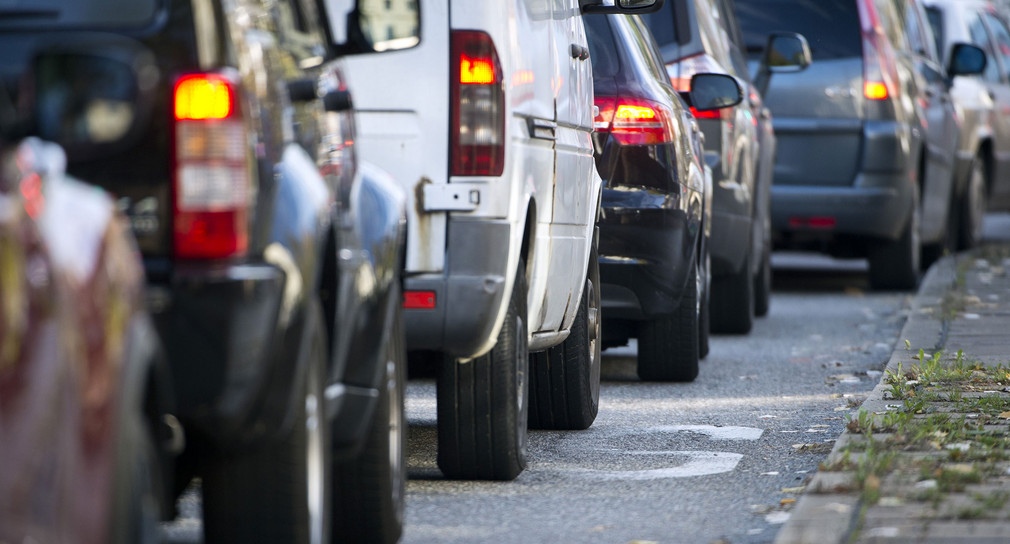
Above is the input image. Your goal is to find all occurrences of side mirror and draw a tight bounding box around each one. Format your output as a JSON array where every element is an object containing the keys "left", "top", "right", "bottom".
[
  {"left": 321, "top": 0, "right": 420, "bottom": 55},
  {"left": 689, "top": 73, "right": 743, "bottom": 112},
  {"left": 765, "top": 33, "right": 812, "bottom": 72},
  {"left": 581, "top": 0, "right": 665, "bottom": 15},
  {"left": 948, "top": 42, "right": 986, "bottom": 78}
]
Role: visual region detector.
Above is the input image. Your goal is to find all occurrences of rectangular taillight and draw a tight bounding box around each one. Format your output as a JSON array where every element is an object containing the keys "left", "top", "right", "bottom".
[
  {"left": 172, "top": 73, "right": 250, "bottom": 259},
  {"left": 451, "top": 30, "right": 505, "bottom": 177},
  {"left": 595, "top": 96, "right": 676, "bottom": 146}
]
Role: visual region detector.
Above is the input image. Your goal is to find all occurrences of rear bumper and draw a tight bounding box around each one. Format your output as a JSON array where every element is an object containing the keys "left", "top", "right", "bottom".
[
  {"left": 771, "top": 173, "right": 913, "bottom": 241},
  {"left": 599, "top": 207, "right": 694, "bottom": 321},
  {"left": 403, "top": 219, "right": 511, "bottom": 359}
]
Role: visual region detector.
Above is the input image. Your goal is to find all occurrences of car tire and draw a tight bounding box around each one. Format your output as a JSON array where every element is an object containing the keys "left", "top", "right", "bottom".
[
  {"left": 958, "top": 156, "right": 987, "bottom": 250},
  {"left": 710, "top": 247, "right": 754, "bottom": 334},
  {"left": 331, "top": 295, "right": 406, "bottom": 543},
  {"left": 753, "top": 244, "right": 771, "bottom": 318},
  {"left": 869, "top": 186, "right": 921, "bottom": 291},
  {"left": 202, "top": 301, "right": 330, "bottom": 544},
  {"left": 437, "top": 259, "right": 529, "bottom": 480},
  {"left": 529, "top": 240, "right": 601, "bottom": 430},
  {"left": 698, "top": 248, "right": 711, "bottom": 360},
  {"left": 638, "top": 257, "right": 700, "bottom": 382},
  {"left": 109, "top": 410, "right": 165, "bottom": 544}
]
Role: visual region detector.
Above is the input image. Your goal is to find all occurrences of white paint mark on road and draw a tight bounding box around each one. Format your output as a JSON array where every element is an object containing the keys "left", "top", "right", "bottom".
[
  {"left": 584, "top": 451, "right": 744, "bottom": 480},
  {"left": 765, "top": 511, "right": 791, "bottom": 524},
  {"left": 647, "top": 425, "right": 764, "bottom": 441}
]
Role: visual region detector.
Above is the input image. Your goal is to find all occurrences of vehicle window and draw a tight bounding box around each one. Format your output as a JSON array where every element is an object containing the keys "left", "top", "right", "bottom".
[
  {"left": 733, "top": 0, "right": 862, "bottom": 61},
  {"left": 276, "top": 0, "right": 328, "bottom": 65},
  {"left": 970, "top": 13, "right": 1003, "bottom": 83},
  {"left": 874, "top": 0, "right": 908, "bottom": 52},
  {"left": 628, "top": 14, "right": 675, "bottom": 84},
  {"left": 583, "top": 14, "right": 621, "bottom": 78},
  {"left": 909, "top": 0, "right": 941, "bottom": 63},
  {"left": 984, "top": 12, "right": 1010, "bottom": 81},
  {"left": 924, "top": 6, "right": 945, "bottom": 63},
  {"left": 895, "top": 0, "right": 926, "bottom": 55},
  {"left": 715, "top": 0, "right": 750, "bottom": 77},
  {"left": 0, "top": 0, "right": 160, "bottom": 30},
  {"left": 639, "top": 0, "right": 684, "bottom": 48}
]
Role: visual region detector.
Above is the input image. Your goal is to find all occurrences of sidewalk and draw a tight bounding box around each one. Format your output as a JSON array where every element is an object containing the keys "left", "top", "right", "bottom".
[{"left": 775, "top": 245, "right": 1010, "bottom": 544}]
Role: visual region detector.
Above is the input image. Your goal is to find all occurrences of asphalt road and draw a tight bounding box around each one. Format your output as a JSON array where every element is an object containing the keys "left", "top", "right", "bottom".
[{"left": 399, "top": 252, "right": 909, "bottom": 544}]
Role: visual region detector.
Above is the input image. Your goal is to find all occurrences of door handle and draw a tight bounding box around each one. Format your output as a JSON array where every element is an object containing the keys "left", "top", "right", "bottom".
[{"left": 570, "top": 44, "right": 589, "bottom": 61}]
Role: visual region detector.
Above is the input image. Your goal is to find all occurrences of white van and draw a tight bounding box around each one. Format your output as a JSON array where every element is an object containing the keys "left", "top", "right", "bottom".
[{"left": 327, "top": 0, "right": 665, "bottom": 480}]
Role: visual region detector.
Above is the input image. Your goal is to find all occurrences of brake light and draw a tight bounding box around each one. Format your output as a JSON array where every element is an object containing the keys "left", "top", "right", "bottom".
[
  {"left": 451, "top": 31, "right": 505, "bottom": 176},
  {"left": 172, "top": 72, "right": 250, "bottom": 259},
  {"left": 595, "top": 96, "right": 676, "bottom": 145},
  {"left": 689, "top": 106, "right": 730, "bottom": 120},
  {"left": 857, "top": 0, "right": 899, "bottom": 111}
]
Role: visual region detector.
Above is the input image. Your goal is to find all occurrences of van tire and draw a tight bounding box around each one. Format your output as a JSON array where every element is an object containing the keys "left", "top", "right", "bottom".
[
  {"left": 710, "top": 248, "right": 754, "bottom": 334},
  {"left": 638, "top": 260, "right": 700, "bottom": 382},
  {"left": 202, "top": 301, "right": 329, "bottom": 544},
  {"left": 331, "top": 297, "right": 406, "bottom": 543},
  {"left": 529, "top": 241, "right": 601, "bottom": 430},
  {"left": 438, "top": 260, "right": 529, "bottom": 480},
  {"left": 869, "top": 188, "right": 921, "bottom": 290},
  {"left": 958, "top": 156, "right": 987, "bottom": 250}
]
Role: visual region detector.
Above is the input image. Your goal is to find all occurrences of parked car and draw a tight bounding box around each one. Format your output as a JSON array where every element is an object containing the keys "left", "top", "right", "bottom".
[
  {"left": 641, "top": 0, "right": 806, "bottom": 333},
  {"left": 0, "top": 138, "right": 172, "bottom": 544},
  {"left": 583, "top": 13, "right": 738, "bottom": 381},
  {"left": 925, "top": 0, "right": 1010, "bottom": 228},
  {"left": 733, "top": 0, "right": 984, "bottom": 288},
  {"left": 339, "top": 0, "right": 665, "bottom": 479},
  {"left": 0, "top": 0, "right": 409, "bottom": 541}
]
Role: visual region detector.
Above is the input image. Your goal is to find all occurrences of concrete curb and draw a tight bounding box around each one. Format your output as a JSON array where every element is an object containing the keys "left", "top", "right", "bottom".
[{"left": 773, "top": 256, "right": 959, "bottom": 544}]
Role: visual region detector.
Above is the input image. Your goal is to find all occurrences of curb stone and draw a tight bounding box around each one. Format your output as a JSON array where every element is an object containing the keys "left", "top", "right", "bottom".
[{"left": 773, "top": 255, "right": 959, "bottom": 544}]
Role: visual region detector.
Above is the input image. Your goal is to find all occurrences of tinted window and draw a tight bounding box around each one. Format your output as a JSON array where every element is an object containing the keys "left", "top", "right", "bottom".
[
  {"left": 984, "top": 12, "right": 1010, "bottom": 79},
  {"left": 733, "top": 0, "right": 862, "bottom": 60},
  {"left": 584, "top": 14, "right": 621, "bottom": 78},
  {"left": 0, "top": 0, "right": 160, "bottom": 30},
  {"left": 627, "top": 15, "right": 673, "bottom": 84},
  {"left": 640, "top": 0, "right": 682, "bottom": 47},
  {"left": 925, "top": 6, "right": 944, "bottom": 62},
  {"left": 970, "top": 12, "right": 1002, "bottom": 82}
]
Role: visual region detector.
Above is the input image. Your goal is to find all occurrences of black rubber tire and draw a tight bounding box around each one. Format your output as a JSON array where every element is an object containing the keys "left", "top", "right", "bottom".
[
  {"left": 698, "top": 248, "right": 711, "bottom": 360},
  {"left": 710, "top": 247, "right": 754, "bottom": 334},
  {"left": 869, "top": 187, "right": 921, "bottom": 291},
  {"left": 638, "top": 260, "right": 700, "bottom": 382},
  {"left": 529, "top": 241, "right": 601, "bottom": 430},
  {"left": 437, "top": 260, "right": 529, "bottom": 480},
  {"left": 753, "top": 244, "right": 772, "bottom": 318},
  {"left": 958, "top": 156, "right": 987, "bottom": 250},
  {"left": 202, "top": 302, "right": 329, "bottom": 544},
  {"left": 331, "top": 298, "right": 406, "bottom": 543},
  {"left": 109, "top": 412, "right": 164, "bottom": 544}
]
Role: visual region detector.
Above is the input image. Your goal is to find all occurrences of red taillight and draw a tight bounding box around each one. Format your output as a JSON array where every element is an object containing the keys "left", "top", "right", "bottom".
[
  {"left": 689, "top": 106, "right": 731, "bottom": 120},
  {"left": 789, "top": 216, "right": 837, "bottom": 230},
  {"left": 857, "top": 0, "right": 898, "bottom": 109},
  {"left": 451, "top": 31, "right": 505, "bottom": 176},
  {"left": 172, "top": 72, "right": 250, "bottom": 259},
  {"left": 403, "top": 290, "right": 436, "bottom": 309},
  {"left": 594, "top": 96, "right": 676, "bottom": 145}
]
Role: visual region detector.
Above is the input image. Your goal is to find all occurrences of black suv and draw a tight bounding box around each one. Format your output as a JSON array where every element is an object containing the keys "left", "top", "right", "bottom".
[{"left": 0, "top": 0, "right": 410, "bottom": 541}]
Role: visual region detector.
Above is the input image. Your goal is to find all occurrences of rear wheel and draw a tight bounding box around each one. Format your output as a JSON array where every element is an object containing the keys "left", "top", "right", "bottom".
[
  {"left": 710, "top": 248, "right": 754, "bottom": 334},
  {"left": 754, "top": 244, "right": 771, "bottom": 318},
  {"left": 331, "top": 298, "right": 406, "bottom": 543},
  {"left": 698, "top": 248, "right": 711, "bottom": 360},
  {"left": 638, "top": 258, "right": 700, "bottom": 382},
  {"left": 202, "top": 301, "right": 329, "bottom": 544},
  {"left": 958, "top": 156, "right": 987, "bottom": 250},
  {"left": 437, "top": 260, "right": 529, "bottom": 480},
  {"left": 529, "top": 240, "right": 601, "bottom": 430},
  {"left": 869, "top": 186, "right": 921, "bottom": 290}
]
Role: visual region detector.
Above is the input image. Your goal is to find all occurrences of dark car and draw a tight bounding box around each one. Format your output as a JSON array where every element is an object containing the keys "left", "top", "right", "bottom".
[
  {"left": 0, "top": 0, "right": 409, "bottom": 541},
  {"left": 641, "top": 0, "right": 808, "bottom": 333},
  {"left": 733, "top": 0, "right": 985, "bottom": 288},
  {"left": 0, "top": 138, "right": 171, "bottom": 544},
  {"left": 583, "top": 13, "right": 740, "bottom": 381}
]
